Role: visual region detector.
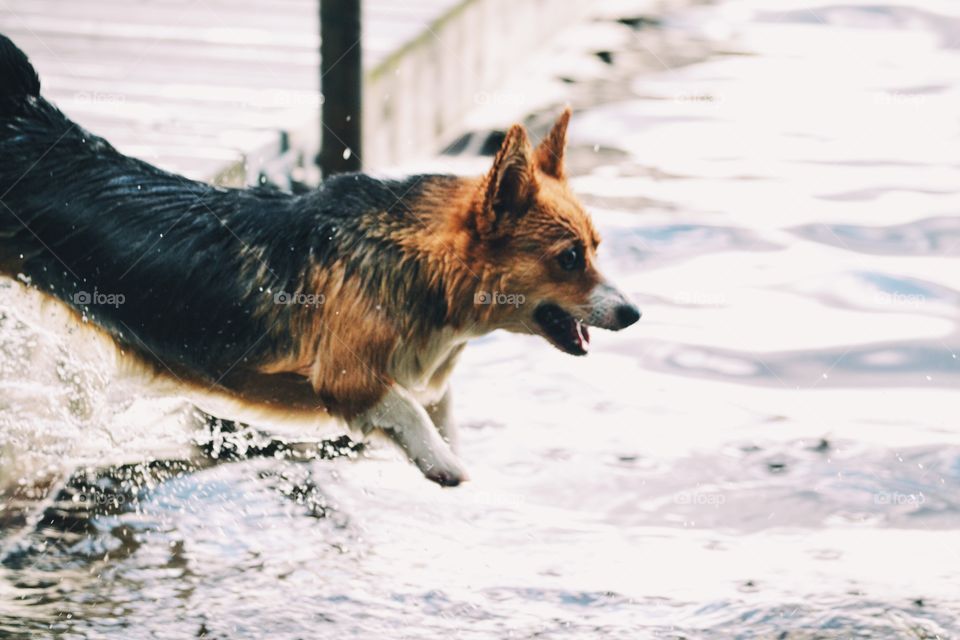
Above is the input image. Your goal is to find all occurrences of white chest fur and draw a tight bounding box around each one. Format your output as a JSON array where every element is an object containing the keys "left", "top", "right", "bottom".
[{"left": 389, "top": 327, "right": 471, "bottom": 404}]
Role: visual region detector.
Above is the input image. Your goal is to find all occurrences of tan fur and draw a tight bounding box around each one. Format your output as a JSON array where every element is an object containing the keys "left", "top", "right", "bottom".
[
  {"left": 259, "top": 109, "right": 607, "bottom": 420},
  {"left": 2, "top": 109, "right": 634, "bottom": 486}
]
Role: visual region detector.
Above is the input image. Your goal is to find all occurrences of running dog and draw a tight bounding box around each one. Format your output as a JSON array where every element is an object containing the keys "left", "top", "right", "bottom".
[{"left": 0, "top": 35, "right": 640, "bottom": 486}]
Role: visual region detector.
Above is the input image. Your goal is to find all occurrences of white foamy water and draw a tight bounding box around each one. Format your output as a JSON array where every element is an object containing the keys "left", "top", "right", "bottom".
[{"left": 3, "top": 1, "right": 960, "bottom": 637}]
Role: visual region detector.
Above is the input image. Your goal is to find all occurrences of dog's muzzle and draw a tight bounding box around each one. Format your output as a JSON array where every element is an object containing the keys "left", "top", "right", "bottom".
[
  {"left": 533, "top": 281, "right": 640, "bottom": 356},
  {"left": 587, "top": 282, "right": 641, "bottom": 331}
]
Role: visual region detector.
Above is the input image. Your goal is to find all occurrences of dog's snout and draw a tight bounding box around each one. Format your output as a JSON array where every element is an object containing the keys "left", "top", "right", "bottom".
[
  {"left": 587, "top": 280, "right": 641, "bottom": 331},
  {"left": 614, "top": 303, "right": 641, "bottom": 330}
]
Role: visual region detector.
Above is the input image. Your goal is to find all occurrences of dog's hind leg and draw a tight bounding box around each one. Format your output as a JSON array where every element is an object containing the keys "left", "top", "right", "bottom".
[
  {"left": 349, "top": 385, "right": 467, "bottom": 487},
  {"left": 425, "top": 387, "right": 459, "bottom": 454}
]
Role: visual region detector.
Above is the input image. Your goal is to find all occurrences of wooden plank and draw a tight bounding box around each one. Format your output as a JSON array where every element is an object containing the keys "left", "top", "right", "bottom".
[
  {"left": 3, "top": 2, "right": 317, "bottom": 32},
  {"left": 0, "top": 0, "right": 529, "bottom": 180},
  {"left": 0, "top": 30, "right": 320, "bottom": 64}
]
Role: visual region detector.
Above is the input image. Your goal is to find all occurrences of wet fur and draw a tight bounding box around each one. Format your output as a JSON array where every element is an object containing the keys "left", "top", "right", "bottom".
[
  {"left": 0, "top": 91, "right": 472, "bottom": 415},
  {"left": 0, "top": 35, "right": 637, "bottom": 485}
]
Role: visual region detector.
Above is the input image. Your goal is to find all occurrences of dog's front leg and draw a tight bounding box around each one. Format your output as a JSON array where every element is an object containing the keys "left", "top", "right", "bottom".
[
  {"left": 425, "top": 387, "right": 458, "bottom": 454},
  {"left": 349, "top": 385, "right": 467, "bottom": 487}
]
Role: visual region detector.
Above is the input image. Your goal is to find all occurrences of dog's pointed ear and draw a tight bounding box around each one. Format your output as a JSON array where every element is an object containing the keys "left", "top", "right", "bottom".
[
  {"left": 476, "top": 124, "right": 537, "bottom": 238},
  {"left": 534, "top": 107, "right": 571, "bottom": 179}
]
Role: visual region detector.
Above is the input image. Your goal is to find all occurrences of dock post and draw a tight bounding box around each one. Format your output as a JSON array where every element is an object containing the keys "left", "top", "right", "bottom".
[{"left": 319, "top": 0, "right": 362, "bottom": 176}]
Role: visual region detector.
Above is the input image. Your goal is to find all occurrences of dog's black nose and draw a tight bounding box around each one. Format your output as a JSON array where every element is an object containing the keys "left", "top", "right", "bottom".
[{"left": 615, "top": 303, "right": 641, "bottom": 329}]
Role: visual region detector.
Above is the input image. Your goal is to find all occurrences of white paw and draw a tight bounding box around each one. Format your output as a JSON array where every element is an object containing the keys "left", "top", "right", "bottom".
[{"left": 417, "top": 453, "right": 469, "bottom": 488}]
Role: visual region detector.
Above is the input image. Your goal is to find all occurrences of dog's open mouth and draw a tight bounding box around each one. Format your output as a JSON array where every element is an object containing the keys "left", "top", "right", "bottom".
[{"left": 533, "top": 302, "right": 590, "bottom": 356}]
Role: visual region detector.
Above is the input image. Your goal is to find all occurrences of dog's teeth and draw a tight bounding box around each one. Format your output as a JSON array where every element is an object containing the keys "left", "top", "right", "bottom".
[{"left": 576, "top": 320, "right": 589, "bottom": 347}]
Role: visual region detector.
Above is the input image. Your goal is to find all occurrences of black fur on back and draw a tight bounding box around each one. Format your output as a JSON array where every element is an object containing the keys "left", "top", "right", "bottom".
[
  {"left": 0, "top": 34, "right": 458, "bottom": 384},
  {"left": 0, "top": 34, "right": 40, "bottom": 100}
]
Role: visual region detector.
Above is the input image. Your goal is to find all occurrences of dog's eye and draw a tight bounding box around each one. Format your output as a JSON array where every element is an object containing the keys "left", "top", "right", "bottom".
[{"left": 557, "top": 246, "right": 582, "bottom": 271}]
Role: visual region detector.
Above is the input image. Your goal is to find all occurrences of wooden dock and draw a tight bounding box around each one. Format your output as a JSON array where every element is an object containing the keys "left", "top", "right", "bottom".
[{"left": 0, "top": 0, "right": 589, "bottom": 184}]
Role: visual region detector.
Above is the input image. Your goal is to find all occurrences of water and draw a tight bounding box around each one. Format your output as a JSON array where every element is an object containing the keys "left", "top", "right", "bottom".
[{"left": 3, "top": 1, "right": 960, "bottom": 637}]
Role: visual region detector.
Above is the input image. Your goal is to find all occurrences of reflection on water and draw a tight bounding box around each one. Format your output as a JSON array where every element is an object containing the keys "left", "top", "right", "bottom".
[
  {"left": 3, "top": 1, "right": 960, "bottom": 637},
  {"left": 794, "top": 217, "right": 960, "bottom": 256}
]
